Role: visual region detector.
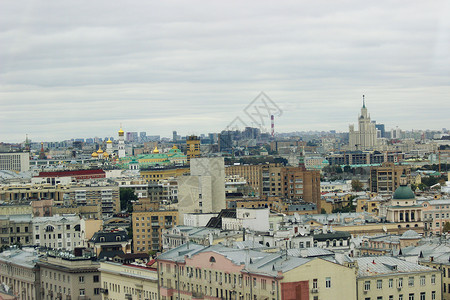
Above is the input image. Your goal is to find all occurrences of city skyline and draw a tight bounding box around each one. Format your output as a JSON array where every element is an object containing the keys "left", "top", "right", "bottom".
[{"left": 1, "top": 1, "right": 449, "bottom": 142}]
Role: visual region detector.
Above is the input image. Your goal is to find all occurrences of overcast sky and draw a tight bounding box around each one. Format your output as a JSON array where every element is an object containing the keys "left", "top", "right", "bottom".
[{"left": 1, "top": 1, "right": 449, "bottom": 142}]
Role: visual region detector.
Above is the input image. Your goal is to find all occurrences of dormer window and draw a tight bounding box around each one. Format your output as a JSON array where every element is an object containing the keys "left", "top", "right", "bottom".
[
  {"left": 209, "top": 256, "right": 216, "bottom": 263},
  {"left": 100, "top": 237, "right": 105, "bottom": 242},
  {"left": 116, "top": 236, "right": 121, "bottom": 241}
]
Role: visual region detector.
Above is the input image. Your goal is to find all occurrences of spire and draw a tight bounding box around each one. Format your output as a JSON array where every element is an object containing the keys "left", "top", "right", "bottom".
[{"left": 362, "top": 95, "right": 365, "bottom": 108}]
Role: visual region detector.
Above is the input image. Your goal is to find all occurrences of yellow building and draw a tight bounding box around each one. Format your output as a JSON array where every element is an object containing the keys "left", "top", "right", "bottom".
[
  {"left": 356, "top": 197, "right": 381, "bottom": 214},
  {"left": 140, "top": 166, "right": 189, "bottom": 182},
  {"left": 186, "top": 135, "right": 201, "bottom": 162},
  {"left": 99, "top": 261, "right": 159, "bottom": 300},
  {"left": 356, "top": 256, "right": 441, "bottom": 300},
  {"left": 132, "top": 210, "right": 179, "bottom": 253}
]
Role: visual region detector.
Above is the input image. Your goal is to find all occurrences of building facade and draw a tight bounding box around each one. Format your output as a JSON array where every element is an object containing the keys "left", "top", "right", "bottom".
[
  {"left": 348, "top": 98, "right": 377, "bottom": 151},
  {"left": 0, "top": 152, "right": 30, "bottom": 172},
  {"left": 132, "top": 210, "right": 179, "bottom": 253},
  {"left": 38, "top": 252, "right": 101, "bottom": 300}
]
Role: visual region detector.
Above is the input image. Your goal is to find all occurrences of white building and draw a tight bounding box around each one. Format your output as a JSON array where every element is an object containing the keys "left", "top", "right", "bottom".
[
  {"left": 32, "top": 215, "right": 83, "bottom": 250},
  {"left": 349, "top": 97, "right": 378, "bottom": 150},
  {"left": 178, "top": 157, "right": 225, "bottom": 223},
  {"left": 0, "top": 152, "right": 30, "bottom": 172},
  {"left": 222, "top": 207, "right": 270, "bottom": 232}
]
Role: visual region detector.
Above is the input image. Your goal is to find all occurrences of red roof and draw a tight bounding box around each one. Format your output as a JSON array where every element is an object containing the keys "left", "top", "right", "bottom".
[{"left": 36, "top": 169, "right": 105, "bottom": 178}]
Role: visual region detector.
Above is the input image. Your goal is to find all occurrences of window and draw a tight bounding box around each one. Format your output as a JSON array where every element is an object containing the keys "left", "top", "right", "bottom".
[
  {"left": 325, "top": 277, "right": 331, "bottom": 288},
  {"left": 432, "top": 291, "right": 436, "bottom": 300},
  {"left": 79, "top": 289, "right": 85, "bottom": 296},
  {"left": 431, "top": 274, "right": 436, "bottom": 284},
  {"left": 399, "top": 295, "right": 403, "bottom": 300},
  {"left": 420, "top": 292, "right": 425, "bottom": 300},
  {"left": 408, "top": 277, "right": 414, "bottom": 287},
  {"left": 364, "top": 281, "right": 371, "bottom": 291},
  {"left": 94, "top": 288, "right": 100, "bottom": 295},
  {"left": 420, "top": 276, "right": 425, "bottom": 286},
  {"left": 398, "top": 278, "right": 403, "bottom": 288},
  {"left": 377, "top": 297, "right": 382, "bottom": 300},
  {"left": 389, "top": 296, "right": 393, "bottom": 300},
  {"left": 79, "top": 276, "right": 84, "bottom": 283},
  {"left": 313, "top": 278, "right": 318, "bottom": 289},
  {"left": 408, "top": 294, "right": 414, "bottom": 300},
  {"left": 377, "top": 279, "right": 382, "bottom": 289},
  {"left": 93, "top": 275, "right": 99, "bottom": 282},
  {"left": 389, "top": 278, "right": 393, "bottom": 288}
]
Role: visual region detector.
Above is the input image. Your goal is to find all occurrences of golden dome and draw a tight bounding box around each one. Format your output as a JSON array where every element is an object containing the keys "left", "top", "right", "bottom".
[
  {"left": 153, "top": 146, "right": 160, "bottom": 154},
  {"left": 172, "top": 145, "right": 178, "bottom": 149},
  {"left": 103, "top": 152, "right": 109, "bottom": 157},
  {"left": 106, "top": 139, "right": 113, "bottom": 144},
  {"left": 118, "top": 127, "right": 124, "bottom": 136},
  {"left": 91, "top": 152, "right": 98, "bottom": 157},
  {"left": 97, "top": 147, "right": 104, "bottom": 154}
]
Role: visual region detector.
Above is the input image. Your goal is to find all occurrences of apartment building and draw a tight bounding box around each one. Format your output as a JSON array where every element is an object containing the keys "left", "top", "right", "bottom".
[
  {"left": 99, "top": 261, "right": 158, "bottom": 300},
  {"left": 157, "top": 243, "right": 357, "bottom": 300},
  {"left": 32, "top": 215, "right": 84, "bottom": 250},
  {"left": 132, "top": 210, "right": 179, "bottom": 253},
  {"left": 370, "top": 162, "right": 411, "bottom": 193},
  {"left": 0, "top": 214, "right": 33, "bottom": 247},
  {"left": 0, "top": 248, "right": 41, "bottom": 300},
  {"left": 355, "top": 256, "right": 441, "bottom": 300},
  {"left": 64, "top": 185, "right": 120, "bottom": 218},
  {"left": 38, "top": 251, "right": 101, "bottom": 300},
  {"left": 225, "top": 164, "right": 321, "bottom": 209}
]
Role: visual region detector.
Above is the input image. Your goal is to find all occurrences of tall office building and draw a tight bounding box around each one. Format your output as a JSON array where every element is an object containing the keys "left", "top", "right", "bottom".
[{"left": 349, "top": 96, "right": 377, "bottom": 150}]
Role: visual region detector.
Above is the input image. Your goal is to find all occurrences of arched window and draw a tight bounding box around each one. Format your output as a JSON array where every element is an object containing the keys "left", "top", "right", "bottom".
[
  {"left": 45, "top": 225, "right": 54, "bottom": 232},
  {"left": 209, "top": 256, "right": 216, "bottom": 263}
]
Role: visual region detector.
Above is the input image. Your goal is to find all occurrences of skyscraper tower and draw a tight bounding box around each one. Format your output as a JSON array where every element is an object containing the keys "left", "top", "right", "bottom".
[
  {"left": 118, "top": 126, "right": 125, "bottom": 158},
  {"left": 349, "top": 95, "right": 377, "bottom": 150}
]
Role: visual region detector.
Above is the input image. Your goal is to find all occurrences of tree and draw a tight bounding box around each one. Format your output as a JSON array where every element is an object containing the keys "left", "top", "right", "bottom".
[
  {"left": 444, "top": 222, "right": 450, "bottom": 233},
  {"left": 120, "top": 188, "right": 138, "bottom": 212},
  {"left": 351, "top": 179, "right": 363, "bottom": 192}
]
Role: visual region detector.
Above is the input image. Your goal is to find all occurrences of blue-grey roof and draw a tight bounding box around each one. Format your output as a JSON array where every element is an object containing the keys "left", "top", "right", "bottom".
[{"left": 355, "top": 256, "right": 434, "bottom": 278}]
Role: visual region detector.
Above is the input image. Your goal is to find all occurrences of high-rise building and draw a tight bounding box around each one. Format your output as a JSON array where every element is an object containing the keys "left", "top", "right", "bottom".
[
  {"left": 349, "top": 96, "right": 377, "bottom": 150},
  {"left": 118, "top": 127, "right": 125, "bottom": 158},
  {"left": 173, "top": 131, "right": 178, "bottom": 142},
  {"left": 178, "top": 157, "right": 226, "bottom": 222},
  {"left": 186, "top": 135, "right": 201, "bottom": 162}
]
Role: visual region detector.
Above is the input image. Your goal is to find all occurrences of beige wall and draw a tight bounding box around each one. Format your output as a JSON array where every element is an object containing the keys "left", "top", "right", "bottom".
[
  {"left": 357, "top": 271, "right": 441, "bottom": 300},
  {"left": 282, "top": 258, "right": 357, "bottom": 300},
  {"left": 99, "top": 261, "right": 158, "bottom": 300}
]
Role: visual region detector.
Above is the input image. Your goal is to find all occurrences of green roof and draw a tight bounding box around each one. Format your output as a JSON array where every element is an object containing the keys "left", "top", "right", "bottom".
[{"left": 392, "top": 185, "right": 415, "bottom": 200}]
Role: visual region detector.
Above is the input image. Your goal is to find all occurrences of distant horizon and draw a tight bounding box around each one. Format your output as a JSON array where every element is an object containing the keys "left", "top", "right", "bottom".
[
  {"left": 2, "top": 1, "right": 449, "bottom": 143},
  {"left": 2, "top": 125, "right": 448, "bottom": 144}
]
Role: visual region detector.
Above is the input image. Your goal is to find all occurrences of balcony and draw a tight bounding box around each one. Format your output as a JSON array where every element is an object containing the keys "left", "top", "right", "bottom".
[{"left": 192, "top": 291, "right": 204, "bottom": 299}]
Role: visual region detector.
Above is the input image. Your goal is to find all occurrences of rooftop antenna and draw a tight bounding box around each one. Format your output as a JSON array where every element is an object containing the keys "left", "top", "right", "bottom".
[{"left": 362, "top": 95, "right": 365, "bottom": 108}]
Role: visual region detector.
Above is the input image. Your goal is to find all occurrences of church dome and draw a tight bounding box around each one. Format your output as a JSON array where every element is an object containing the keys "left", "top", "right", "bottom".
[
  {"left": 118, "top": 128, "right": 124, "bottom": 136},
  {"left": 153, "top": 146, "right": 160, "bottom": 154},
  {"left": 97, "top": 147, "right": 104, "bottom": 154},
  {"left": 103, "top": 152, "right": 109, "bottom": 157},
  {"left": 107, "top": 139, "right": 113, "bottom": 144},
  {"left": 392, "top": 185, "right": 415, "bottom": 200},
  {"left": 91, "top": 152, "right": 98, "bottom": 157}
]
